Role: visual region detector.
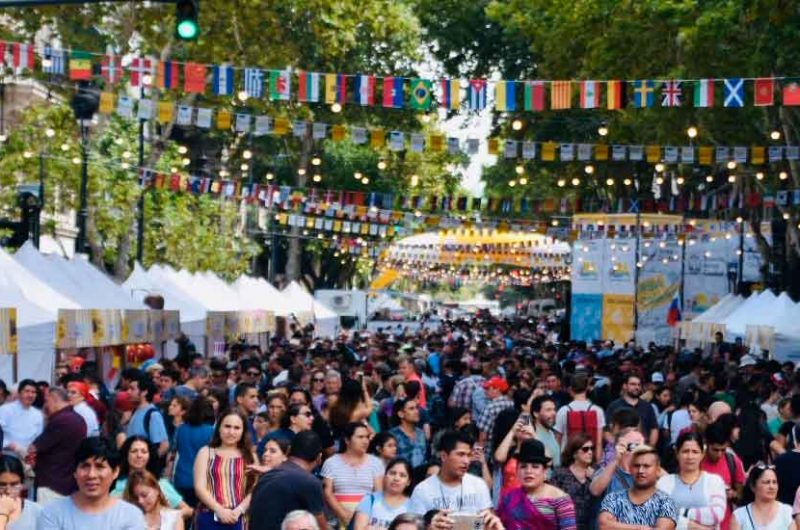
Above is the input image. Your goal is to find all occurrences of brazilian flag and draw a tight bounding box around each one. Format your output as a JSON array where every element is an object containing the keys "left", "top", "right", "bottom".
[{"left": 410, "top": 78, "right": 432, "bottom": 110}]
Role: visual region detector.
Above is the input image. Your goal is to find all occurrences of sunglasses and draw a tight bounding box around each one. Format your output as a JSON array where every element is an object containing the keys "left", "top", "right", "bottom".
[
  {"left": 295, "top": 411, "right": 313, "bottom": 417},
  {"left": 313, "top": 378, "right": 325, "bottom": 382},
  {"left": 578, "top": 445, "right": 594, "bottom": 453},
  {"left": 246, "top": 371, "right": 261, "bottom": 377},
  {"left": 754, "top": 463, "right": 776, "bottom": 470}
]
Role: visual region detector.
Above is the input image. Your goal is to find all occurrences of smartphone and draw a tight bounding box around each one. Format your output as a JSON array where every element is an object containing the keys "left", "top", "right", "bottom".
[
  {"left": 519, "top": 413, "right": 531, "bottom": 425},
  {"left": 356, "top": 371, "right": 364, "bottom": 383},
  {"left": 451, "top": 513, "right": 484, "bottom": 530}
]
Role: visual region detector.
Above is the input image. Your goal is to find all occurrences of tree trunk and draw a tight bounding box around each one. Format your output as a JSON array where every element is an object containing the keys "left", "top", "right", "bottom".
[{"left": 285, "top": 135, "right": 312, "bottom": 281}]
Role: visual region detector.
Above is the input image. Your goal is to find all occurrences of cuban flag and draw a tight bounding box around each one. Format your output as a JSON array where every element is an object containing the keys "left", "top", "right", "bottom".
[
  {"left": 666, "top": 292, "right": 682, "bottom": 327},
  {"left": 213, "top": 64, "right": 234, "bottom": 96},
  {"left": 467, "top": 79, "right": 487, "bottom": 110}
]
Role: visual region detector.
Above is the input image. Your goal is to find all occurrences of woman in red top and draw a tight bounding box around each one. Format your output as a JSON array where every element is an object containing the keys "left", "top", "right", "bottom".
[{"left": 494, "top": 412, "right": 536, "bottom": 496}]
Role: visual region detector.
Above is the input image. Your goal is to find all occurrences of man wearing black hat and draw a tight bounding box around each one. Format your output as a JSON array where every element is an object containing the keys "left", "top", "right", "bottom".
[
  {"left": 249, "top": 431, "right": 327, "bottom": 530},
  {"left": 598, "top": 445, "right": 677, "bottom": 530}
]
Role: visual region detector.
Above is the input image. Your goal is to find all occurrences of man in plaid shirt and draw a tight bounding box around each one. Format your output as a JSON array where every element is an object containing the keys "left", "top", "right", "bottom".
[{"left": 476, "top": 376, "right": 514, "bottom": 449}]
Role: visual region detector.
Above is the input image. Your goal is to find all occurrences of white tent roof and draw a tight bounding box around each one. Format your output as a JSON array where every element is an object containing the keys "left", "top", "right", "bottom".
[
  {"left": 281, "top": 281, "right": 339, "bottom": 337},
  {"left": 123, "top": 264, "right": 207, "bottom": 323},
  {"left": 721, "top": 290, "right": 781, "bottom": 335},
  {"left": 693, "top": 294, "right": 744, "bottom": 323},
  {"left": 233, "top": 276, "right": 291, "bottom": 313}
]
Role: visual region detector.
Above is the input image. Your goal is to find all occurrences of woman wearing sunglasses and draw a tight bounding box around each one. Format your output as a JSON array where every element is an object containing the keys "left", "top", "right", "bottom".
[
  {"left": 656, "top": 432, "right": 727, "bottom": 530},
  {"left": 550, "top": 434, "right": 595, "bottom": 530},
  {"left": 731, "top": 464, "right": 795, "bottom": 530}
]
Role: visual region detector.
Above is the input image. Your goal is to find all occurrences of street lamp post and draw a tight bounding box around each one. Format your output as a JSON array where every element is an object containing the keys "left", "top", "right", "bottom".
[{"left": 69, "top": 82, "right": 99, "bottom": 255}]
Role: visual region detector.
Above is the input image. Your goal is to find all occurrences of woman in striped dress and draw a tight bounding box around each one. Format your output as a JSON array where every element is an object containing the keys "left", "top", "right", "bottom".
[
  {"left": 194, "top": 410, "right": 257, "bottom": 530},
  {"left": 497, "top": 439, "right": 577, "bottom": 530}
]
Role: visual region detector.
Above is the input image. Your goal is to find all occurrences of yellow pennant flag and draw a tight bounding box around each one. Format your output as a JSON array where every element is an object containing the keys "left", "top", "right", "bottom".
[
  {"left": 541, "top": 142, "right": 557, "bottom": 161},
  {"left": 158, "top": 101, "right": 174, "bottom": 124},
  {"left": 487, "top": 138, "right": 499, "bottom": 155},
  {"left": 99, "top": 92, "right": 116, "bottom": 114},
  {"left": 331, "top": 125, "right": 347, "bottom": 141},
  {"left": 274, "top": 117, "right": 290, "bottom": 135},
  {"left": 594, "top": 144, "right": 609, "bottom": 161},
  {"left": 429, "top": 134, "right": 444, "bottom": 152},
  {"left": 324, "top": 74, "right": 338, "bottom": 105},
  {"left": 370, "top": 129, "right": 385, "bottom": 149},
  {"left": 217, "top": 109, "right": 232, "bottom": 130},
  {"left": 698, "top": 146, "right": 713, "bottom": 165},
  {"left": 645, "top": 145, "right": 661, "bottom": 163},
  {"left": 751, "top": 146, "right": 765, "bottom": 165}
]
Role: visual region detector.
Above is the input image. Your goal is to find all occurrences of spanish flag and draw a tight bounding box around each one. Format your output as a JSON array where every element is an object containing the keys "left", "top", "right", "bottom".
[{"left": 69, "top": 50, "right": 92, "bottom": 81}]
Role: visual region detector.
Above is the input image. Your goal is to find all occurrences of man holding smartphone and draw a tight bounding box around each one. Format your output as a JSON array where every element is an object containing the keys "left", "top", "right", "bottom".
[{"left": 409, "top": 430, "right": 504, "bottom": 530}]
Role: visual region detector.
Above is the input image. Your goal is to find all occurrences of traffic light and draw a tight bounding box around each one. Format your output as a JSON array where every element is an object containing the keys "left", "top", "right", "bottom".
[{"left": 175, "top": 0, "right": 199, "bottom": 41}]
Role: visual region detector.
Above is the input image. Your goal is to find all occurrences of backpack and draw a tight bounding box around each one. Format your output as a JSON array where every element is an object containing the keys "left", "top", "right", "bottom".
[
  {"left": 725, "top": 451, "right": 738, "bottom": 487},
  {"left": 565, "top": 402, "right": 599, "bottom": 441},
  {"left": 143, "top": 407, "right": 167, "bottom": 475}
]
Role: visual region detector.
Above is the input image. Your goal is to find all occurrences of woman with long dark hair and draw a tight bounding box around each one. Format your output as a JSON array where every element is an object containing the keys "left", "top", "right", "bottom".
[
  {"left": 731, "top": 465, "right": 795, "bottom": 530},
  {"left": 193, "top": 410, "right": 258, "bottom": 530},
  {"left": 328, "top": 379, "right": 373, "bottom": 439},
  {"left": 550, "top": 434, "right": 595, "bottom": 530},
  {"left": 173, "top": 396, "right": 216, "bottom": 507},
  {"left": 369, "top": 431, "right": 398, "bottom": 468}
]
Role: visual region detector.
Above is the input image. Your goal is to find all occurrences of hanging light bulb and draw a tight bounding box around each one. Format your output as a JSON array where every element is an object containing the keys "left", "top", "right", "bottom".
[
  {"left": 182, "top": 157, "right": 191, "bottom": 166},
  {"left": 571, "top": 177, "right": 581, "bottom": 186},
  {"left": 551, "top": 219, "right": 559, "bottom": 227},
  {"left": 605, "top": 178, "right": 614, "bottom": 186},
  {"left": 598, "top": 122, "right": 609, "bottom": 137},
  {"left": 623, "top": 178, "right": 632, "bottom": 186},
  {"left": 515, "top": 164, "right": 524, "bottom": 175},
  {"left": 72, "top": 156, "right": 80, "bottom": 165},
  {"left": 655, "top": 163, "right": 665, "bottom": 172},
  {"left": 508, "top": 180, "right": 517, "bottom": 187},
  {"left": 61, "top": 143, "right": 70, "bottom": 151},
  {"left": 770, "top": 129, "right": 781, "bottom": 140},
  {"left": 23, "top": 151, "right": 32, "bottom": 159},
  {"left": 265, "top": 172, "right": 274, "bottom": 180},
  {"left": 756, "top": 171, "right": 765, "bottom": 180},
  {"left": 676, "top": 176, "right": 685, "bottom": 185},
  {"left": 779, "top": 171, "right": 789, "bottom": 180},
  {"left": 728, "top": 174, "right": 736, "bottom": 183},
  {"left": 727, "top": 161, "right": 737, "bottom": 170},
  {"left": 219, "top": 168, "right": 229, "bottom": 177},
  {"left": 311, "top": 154, "right": 321, "bottom": 166},
  {"left": 0, "top": 134, "right": 7, "bottom": 143},
  {"left": 238, "top": 90, "right": 249, "bottom": 102},
  {"left": 297, "top": 168, "right": 307, "bottom": 176},
  {"left": 410, "top": 174, "right": 419, "bottom": 186},
  {"left": 45, "top": 128, "right": 55, "bottom": 138},
  {"left": 361, "top": 176, "right": 369, "bottom": 185},
  {"left": 354, "top": 171, "right": 362, "bottom": 180},
  {"left": 511, "top": 119, "right": 523, "bottom": 131},
  {"left": 655, "top": 176, "right": 664, "bottom": 185},
  {"left": 519, "top": 177, "right": 528, "bottom": 185},
  {"left": 706, "top": 175, "right": 714, "bottom": 183},
  {"left": 121, "top": 162, "right": 130, "bottom": 169},
  {"left": 331, "top": 102, "right": 342, "bottom": 113},
  {"left": 557, "top": 179, "right": 566, "bottom": 187},
  {"left": 312, "top": 174, "right": 322, "bottom": 183},
  {"left": 377, "top": 158, "right": 387, "bottom": 170},
  {"left": 584, "top": 165, "right": 594, "bottom": 175},
  {"left": 783, "top": 212, "right": 790, "bottom": 220},
  {"left": 242, "top": 149, "right": 252, "bottom": 159},
  {"left": 178, "top": 145, "right": 188, "bottom": 155},
  {"left": 687, "top": 126, "right": 698, "bottom": 139},
  {"left": 122, "top": 151, "right": 131, "bottom": 159}
]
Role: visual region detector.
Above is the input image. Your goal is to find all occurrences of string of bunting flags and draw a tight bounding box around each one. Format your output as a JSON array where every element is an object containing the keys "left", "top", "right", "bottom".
[
  {"left": 87, "top": 87, "right": 800, "bottom": 165},
  {"left": 5, "top": 40, "right": 800, "bottom": 111}
]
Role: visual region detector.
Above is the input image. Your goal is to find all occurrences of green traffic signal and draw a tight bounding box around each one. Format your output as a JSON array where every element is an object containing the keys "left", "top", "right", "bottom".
[
  {"left": 177, "top": 19, "right": 199, "bottom": 40},
  {"left": 175, "top": 0, "right": 199, "bottom": 41}
]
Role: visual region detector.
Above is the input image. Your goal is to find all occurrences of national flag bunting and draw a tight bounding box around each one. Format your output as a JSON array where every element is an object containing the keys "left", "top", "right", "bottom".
[
  {"left": 632, "top": 80, "right": 656, "bottom": 108},
  {"left": 129, "top": 56, "right": 153, "bottom": 88},
  {"left": 579, "top": 81, "right": 601, "bottom": 109},
  {"left": 382, "top": 77, "right": 404, "bottom": 108},
  {"left": 440, "top": 79, "right": 461, "bottom": 110},
  {"left": 783, "top": 81, "right": 800, "bottom": 106},
  {"left": 524, "top": 81, "right": 545, "bottom": 111},
  {"left": 754, "top": 78, "right": 774, "bottom": 106},
  {"left": 298, "top": 71, "right": 320, "bottom": 103},
  {"left": 495, "top": 80, "right": 516, "bottom": 111},
  {"left": 661, "top": 80, "right": 682, "bottom": 107},
  {"left": 184, "top": 62, "right": 207, "bottom": 94},
  {"left": 42, "top": 45, "right": 65, "bottom": 75},
  {"left": 213, "top": 64, "right": 234, "bottom": 96},
  {"left": 354, "top": 75, "right": 376, "bottom": 106},
  {"left": 723, "top": 78, "right": 744, "bottom": 107},
  {"left": 550, "top": 81, "right": 571, "bottom": 109},
  {"left": 410, "top": 78, "right": 432, "bottom": 110},
  {"left": 101, "top": 48, "right": 120, "bottom": 85},
  {"left": 270, "top": 70, "right": 291, "bottom": 101},
  {"left": 69, "top": 50, "right": 92, "bottom": 80},
  {"left": 467, "top": 79, "right": 487, "bottom": 110},
  {"left": 325, "top": 74, "right": 347, "bottom": 105},
  {"left": 693, "top": 79, "right": 714, "bottom": 107},
  {"left": 12, "top": 43, "right": 34, "bottom": 71},
  {"left": 607, "top": 80, "right": 625, "bottom": 109},
  {"left": 156, "top": 60, "right": 179, "bottom": 89},
  {"left": 243, "top": 68, "right": 264, "bottom": 98}
]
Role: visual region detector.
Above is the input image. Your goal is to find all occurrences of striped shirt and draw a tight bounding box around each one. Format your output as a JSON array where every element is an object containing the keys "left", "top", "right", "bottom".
[
  {"left": 321, "top": 454, "right": 384, "bottom": 515},
  {"left": 206, "top": 449, "right": 247, "bottom": 509}
]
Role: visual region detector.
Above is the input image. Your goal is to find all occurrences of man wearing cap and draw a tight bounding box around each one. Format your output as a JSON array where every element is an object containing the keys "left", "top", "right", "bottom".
[
  {"left": 476, "top": 376, "right": 514, "bottom": 450},
  {"left": 66, "top": 382, "right": 100, "bottom": 437}
]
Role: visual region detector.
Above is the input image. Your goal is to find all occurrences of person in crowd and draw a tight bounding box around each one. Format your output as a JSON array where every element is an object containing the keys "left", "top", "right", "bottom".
[
  {"left": 281, "top": 510, "right": 321, "bottom": 530},
  {"left": 389, "top": 398, "right": 427, "bottom": 468},
  {"left": 550, "top": 433, "right": 596, "bottom": 530},
  {"left": 774, "top": 424, "right": 800, "bottom": 507},
  {"left": 590, "top": 429, "right": 646, "bottom": 501},
  {"left": 28, "top": 387, "right": 87, "bottom": 505},
  {"left": 701, "top": 421, "right": 746, "bottom": 530},
  {"left": 310, "top": 370, "right": 327, "bottom": 408},
  {"left": 329, "top": 379, "right": 373, "bottom": 439},
  {"left": 123, "top": 470, "right": 183, "bottom": 530},
  {"left": 287, "top": 388, "right": 336, "bottom": 457},
  {"left": 601, "top": 408, "right": 641, "bottom": 466},
  {"left": 494, "top": 411, "right": 537, "bottom": 496},
  {"left": 321, "top": 421, "right": 384, "bottom": 526},
  {"left": 606, "top": 374, "right": 659, "bottom": 447},
  {"left": 352, "top": 458, "right": 413, "bottom": 530},
  {"left": 662, "top": 392, "right": 696, "bottom": 448},
  {"left": 545, "top": 373, "right": 572, "bottom": 410},
  {"left": 158, "top": 369, "right": 180, "bottom": 404},
  {"left": 257, "top": 438, "right": 290, "bottom": 472},
  {"left": 387, "top": 513, "right": 424, "bottom": 530},
  {"left": 0, "top": 379, "right": 43, "bottom": 458},
  {"left": 0, "top": 454, "right": 41, "bottom": 529},
  {"left": 531, "top": 395, "right": 561, "bottom": 467},
  {"left": 657, "top": 432, "right": 727, "bottom": 530},
  {"left": 477, "top": 376, "right": 514, "bottom": 450},
  {"left": 174, "top": 366, "right": 209, "bottom": 401},
  {"left": 234, "top": 382, "right": 260, "bottom": 441},
  {"left": 265, "top": 393, "right": 289, "bottom": 434},
  {"left": 398, "top": 356, "right": 427, "bottom": 410},
  {"left": 598, "top": 445, "right": 677, "bottom": 530},
  {"left": 554, "top": 375, "right": 606, "bottom": 462},
  {"left": 166, "top": 396, "right": 190, "bottom": 442},
  {"left": 252, "top": 412, "right": 271, "bottom": 447},
  {"left": 409, "top": 430, "right": 502, "bottom": 529},
  {"left": 126, "top": 377, "right": 169, "bottom": 458},
  {"left": 731, "top": 465, "right": 795, "bottom": 530},
  {"left": 38, "top": 437, "right": 146, "bottom": 529},
  {"left": 172, "top": 396, "right": 215, "bottom": 507},
  {"left": 193, "top": 410, "right": 257, "bottom": 529},
  {"left": 111, "top": 435, "right": 192, "bottom": 518},
  {"left": 314, "top": 369, "right": 342, "bottom": 414},
  {"left": 369, "top": 431, "right": 399, "bottom": 468},
  {"left": 66, "top": 382, "right": 100, "bottom": 438},
  {"left": 249, "top": 431, "right": 327, "bottom": 530},
  {"left": 257, "top": 403, "right": 314, "bottom": 454},
  {"left": 497, "top": 438, "right": 576, "bottom": 530}
]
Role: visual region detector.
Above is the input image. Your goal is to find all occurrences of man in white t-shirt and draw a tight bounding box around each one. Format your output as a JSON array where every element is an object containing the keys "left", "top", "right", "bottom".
[
  {"left": 0, "top": 379, "right": 43, "bottom": 455},
  {"left": 554, "top": 375, "right": 606, "bottom": 461},
  {"left": 409, "top": 430, "right": 503, "bottom": 529}
]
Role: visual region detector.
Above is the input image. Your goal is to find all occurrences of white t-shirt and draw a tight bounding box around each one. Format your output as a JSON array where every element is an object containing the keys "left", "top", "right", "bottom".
[
  {"left": 409, "top": 473, "right": 492, "bottom": 515},
  {"left": 554, "top": 399, "right": 606, "bottom": 449},
  {"left": 660, "top": 408, "right": 692, "bottom": 445},
  {"left": 733, "top": 503, "right": 793, "bottom": 530},
  {"left": 355, "top": 492, "right": 411, "bottom": 530},
  {"left": 0, "top": 401, "right": 44, "bottom": 451},
  {"left": 37, "top": 497, "right": 145, "bottom": 530},
  {"left": 73, "top": 402, "right": 100, "bottom": 437}
]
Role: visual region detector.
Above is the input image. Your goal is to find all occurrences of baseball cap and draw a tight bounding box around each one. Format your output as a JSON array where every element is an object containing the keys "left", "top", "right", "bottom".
[
  {"left": 651, "top": 372, "right": 665, "bottom": 384},
  {"left": 739, "top": 355, "right": 757, "bottom": 368},
  {"left": 483, "top": 376, "right": 510, "bottom": 393}
]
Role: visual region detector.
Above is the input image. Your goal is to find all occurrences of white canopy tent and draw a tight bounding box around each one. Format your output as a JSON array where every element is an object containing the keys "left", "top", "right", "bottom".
[
  {"left": 282, "top": 281, "right": 339, "bottom": 338},
  {"left": 0, "top": 247, "right": 81, "bottom": 382},
  {"left": 233, "top": 275, "right": 291, "bottom": 314}
]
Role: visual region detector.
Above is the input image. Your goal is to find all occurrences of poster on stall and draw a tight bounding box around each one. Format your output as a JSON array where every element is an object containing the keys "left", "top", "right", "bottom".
[
  {"left": 570, "top": 293, "right": 603, "bottom": 342},
  {"left": 602, "top": 294, "right": 634, "bottom": 345},
  {"left": 572, "top": 240, "right": 605, "bottom": 294},
  {"left": 636, "top": 239, "right": 682, "bottom": 345},
  {"left": 0, "top": 309, "right": 17, "bottom": 355},
  {"left": 122, "top": 310, "right": 152, "bottom": 343},
  {"left": 603, "top": 238, "right": 636, "bottom": 295}
]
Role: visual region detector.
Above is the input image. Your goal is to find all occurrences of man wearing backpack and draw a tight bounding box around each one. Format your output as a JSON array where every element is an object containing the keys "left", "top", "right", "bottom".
[
  {"left": 555, "top": 375, "right": 605, "bottom": 462},
  {"left": 126, "top": 376, "right": 169, "bottom": 458},
  {"left": 701, "top": 421, "right": 745, "bottom": 530}
]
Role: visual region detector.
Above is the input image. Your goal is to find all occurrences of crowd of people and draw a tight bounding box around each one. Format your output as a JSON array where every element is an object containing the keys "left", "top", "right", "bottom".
[{"left": 0, "top": 315, "right": 797, "bottom": 530}]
